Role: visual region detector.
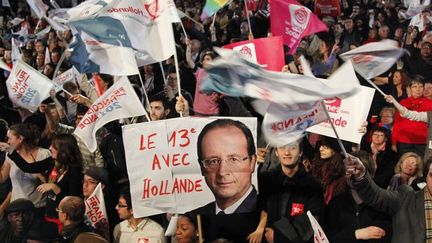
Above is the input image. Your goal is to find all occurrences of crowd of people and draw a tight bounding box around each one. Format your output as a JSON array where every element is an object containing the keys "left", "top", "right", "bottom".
[{"left": 0, "top": 0, "right": 432, "bottom": 242}]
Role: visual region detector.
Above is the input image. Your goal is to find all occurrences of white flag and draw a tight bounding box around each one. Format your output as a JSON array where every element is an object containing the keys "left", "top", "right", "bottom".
[
  {"left": 6, "top": 59, "right": 54, "bottom": 112},
  {"left": 26, "top": 0, "right": 49, "bottom": 18},
  {"left": 307, "top": 211, "right": 330, "bottom": 243},
  {"left": 11, "top": 38, "right": 21, "bottom": 63},
  {"left": 44, "top": 47, "right": 51, "bottom": 65},
  {"left": 52, "top": 67, "right": 75, "bottom": 92},
  {"left": 202, "top": 48, "right": 360, "bottom": 105},
  {"left": 74, "top": 76, "right": 146, "bottom": 152},
  {"left": 340, "top": 39, "right": 406, "bottom": 80},
  {"left": 68, "top": 0, "right": 176, "bottom": 65},
  {"left": 263, "top": 102, "right": 326, "bottom": 146},
  {"left": 85, "top": 183, "right": 110, "bottom": 241}
]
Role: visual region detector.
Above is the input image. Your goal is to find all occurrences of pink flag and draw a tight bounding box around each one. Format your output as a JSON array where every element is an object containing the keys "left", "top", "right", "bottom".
[
  {"left": 223, "top": 36, "right": 285, "bottom": 71},
  {"left": 271, "top": 0, "right": 328, "bottom": 54}
]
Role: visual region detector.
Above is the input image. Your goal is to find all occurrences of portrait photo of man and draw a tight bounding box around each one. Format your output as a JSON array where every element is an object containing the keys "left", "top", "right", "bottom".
[{"left": 191, "top": 119, "right": 257, "bottom": 215}]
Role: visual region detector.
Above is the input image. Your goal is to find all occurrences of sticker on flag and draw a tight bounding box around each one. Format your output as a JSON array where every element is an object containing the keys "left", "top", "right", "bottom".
[{"left": 233, "top": 43, "right": 258, "bottom": 64}]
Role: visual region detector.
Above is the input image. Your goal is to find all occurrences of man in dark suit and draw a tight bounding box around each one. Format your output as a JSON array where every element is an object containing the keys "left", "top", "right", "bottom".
[{"left": 192, "top": 118, "right": 257, "bottom": 215}]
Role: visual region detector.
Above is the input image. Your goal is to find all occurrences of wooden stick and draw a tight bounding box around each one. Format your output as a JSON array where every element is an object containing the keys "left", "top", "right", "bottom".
[{"left": 197, "top": 214, "right": 203, "bottom": 243}]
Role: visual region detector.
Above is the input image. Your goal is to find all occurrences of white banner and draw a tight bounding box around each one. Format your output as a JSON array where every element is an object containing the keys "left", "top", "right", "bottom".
[
  {"left": 307, "top": 86, "right": 375, "bottom": 144},
  {"left": 85, "top": 183, "right": 110, "bottom": 241},
  {"left": 307, "top": 211, "right": 330, "bottom": 243},
  {"left": 6, "top": 59, "right": 53, "bottom": 112},
  {"left": 123, "top": 117, "right": 258, "bottom": 217},
  {"left": 74, "top": 76, "right": 146, "bottom": 152}
]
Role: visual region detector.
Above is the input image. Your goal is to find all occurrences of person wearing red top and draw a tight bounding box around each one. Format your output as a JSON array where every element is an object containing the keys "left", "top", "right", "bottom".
[{"left": 392, "top": 76, "right": 432, "bottom": 158}]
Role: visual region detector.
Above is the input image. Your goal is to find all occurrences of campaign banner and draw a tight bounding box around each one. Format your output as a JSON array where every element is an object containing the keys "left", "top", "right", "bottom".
[
  {"left": 306, "top": 86, "right": 375, "bottom": 144},
  {"left": 74, "top": 76, "right": 146, "bottom": 152},
  {"left": 122, "top": 117, "right": 258, "bottom": 217},
  {"left": 85, "top": 183, "right": 110, "bottom": 241},
  {"left": 314, "top": 0, "right": 340, "bottom": 17},
  {"left": 223, "top": 36, "right": 285, "bottom": 72},
  {"left": 6, "top": 59, "right": 53, "bottom": 112}
]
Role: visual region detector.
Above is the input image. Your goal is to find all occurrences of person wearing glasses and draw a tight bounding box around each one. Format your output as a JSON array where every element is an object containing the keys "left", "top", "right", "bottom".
[
  {"left": 192, "top": 119, "right": 257, "bottom": 215},
  {"left": 113, "top": 188, "right": 166, "bottom": 243}
]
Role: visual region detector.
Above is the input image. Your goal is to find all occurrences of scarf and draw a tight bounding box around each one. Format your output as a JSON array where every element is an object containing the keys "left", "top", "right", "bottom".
[{"left": 424, "top": 188, "right": 432, "bottom": 242}]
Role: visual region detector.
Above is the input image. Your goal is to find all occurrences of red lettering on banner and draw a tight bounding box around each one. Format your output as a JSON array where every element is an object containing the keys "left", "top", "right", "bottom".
[
  {"left": 78, "top": 113, "right": 99, "bottom": 129},
  {"left": 142, "top": 178, "right": 203, "bottom": 199},
  {"left": 168, "top": 128, "right": 195, "bottom": 147},
  {"left": 271, "top": 108, "right": 319, "bottom": 132},
  {"left": 323, "top": 116, "right": 347, "bottom": 127},
  {"left": 139, "top": 133, "right": 156, "bottom": 150},
  {"left": 152, "top": 153, "right": 190, "bottom": 171}
]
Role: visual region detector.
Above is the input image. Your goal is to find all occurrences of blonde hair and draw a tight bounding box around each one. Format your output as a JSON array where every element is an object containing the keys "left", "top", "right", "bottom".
[{"left": 394, "top": 152, "right": 423, "bottom": 178}]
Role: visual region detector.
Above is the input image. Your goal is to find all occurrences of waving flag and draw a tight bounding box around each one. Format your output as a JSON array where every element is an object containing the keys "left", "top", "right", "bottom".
[
  {"left": 67, "top": 0, "right": 175, "bottom": 65},
  {"left": 85, "top": 183, "right": 110, "bottom": 241},
  {"left": 201, "top": 48, "right": 359, "bottom": 105},
  {"left": 200, "top": 0, "right": 229, "bottom": 20},
  {"left": 70, "top": 31, "right": 139, "bottom": 75},
  {"left": 223, "top": 36, "right": 285, "bottom": 71},
  {"left": 271, "top": 0, "right": 328, "bottom": 54},
  {"left": 339, "top": 39, "right": 406, "bottom": 79},
  {"left": 74, "top": 76, "right": 146, "bottom": 152},
  {"left": 26, "top": 0, "right": 49, "bottom": 18},
  {"left": 6, "top": 59, "right": 54, "bottom": 112}
]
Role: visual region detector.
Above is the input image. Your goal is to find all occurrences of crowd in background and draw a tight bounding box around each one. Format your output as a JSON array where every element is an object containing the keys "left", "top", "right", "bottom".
[{"left": 0, "top": 0, "right": 432, "bottom": 242}]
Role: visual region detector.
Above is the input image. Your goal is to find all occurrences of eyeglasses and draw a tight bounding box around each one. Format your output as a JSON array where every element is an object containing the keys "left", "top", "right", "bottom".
[
  {"left": 117, "top": 203, "right": 128, "bottom": 208},
  {"left": 167, "top": 76, "right": 177, "bottom": 81},
  {"left": 201, "top": 156, "right": 249, "bottom": 169}
]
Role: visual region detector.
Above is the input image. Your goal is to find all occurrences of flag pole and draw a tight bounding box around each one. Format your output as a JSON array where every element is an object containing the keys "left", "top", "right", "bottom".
[
  {"left": 160, "top": 62, "right": 167, "bottom": 84},
  {"left": 172, "top": 29, "right": 183, "bottom": 117},
  {"left": 137, "top": 71, "right": 152, "bottom": 122},
  {"left": 320, "top": 100, "right": 349, "bottom": 158},
  {"left": 197, "top": 214, "right": 203, "bottom": 243},
  {"left": 243, "top": 0, "right": 253, "bottom": 37},
  {"left": 357, "top": 72, "right": 386, "bottom": 96}
]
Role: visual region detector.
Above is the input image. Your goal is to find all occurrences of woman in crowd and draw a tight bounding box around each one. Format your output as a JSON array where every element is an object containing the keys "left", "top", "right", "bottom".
[
  {"left": 311, "top": 137, "right": 346, "bottom": 204},
  {"left": 0, "top": 123, "right": 52, "bottom": 219},
  {"left": 390, "top": 69, "right": 411, "bottom": 102},
  {"left": 175, "top": 214, "right": 198, "bottom": 243},
  {"left": 387, "top": 152, "right": 423, "bottom": 191}
]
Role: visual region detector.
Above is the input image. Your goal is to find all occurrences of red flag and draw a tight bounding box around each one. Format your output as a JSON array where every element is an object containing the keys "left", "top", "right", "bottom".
[
  {"left": 271, "top": 0, "right": 328, "bottom": 54},
  {"left": 92, "top": 74, "right": 104, "bottom": 96},
  {"left": 246, "top": 0, "right": 259, "bottom": 12},
  {"left": 223, "top": 36, "right": 285, "bottom": 71}
]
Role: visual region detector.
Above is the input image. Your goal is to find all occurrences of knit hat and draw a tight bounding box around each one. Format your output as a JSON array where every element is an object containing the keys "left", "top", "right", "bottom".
[{"left": 85, "top": 167, "right": 109, "bottom": 185}]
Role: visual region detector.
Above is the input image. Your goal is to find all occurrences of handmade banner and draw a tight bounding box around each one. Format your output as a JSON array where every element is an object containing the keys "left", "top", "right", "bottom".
[
  {"left": 339, "top": 39, "right": 406, "bottom": 80},
  {"left": 314, "top": 0, "right": 340, "bottom": 17},
  {"left": 6, "top": 59, "right": 54, "bottom": 112},
  {"left": 201, "top": 48, "right": 359, "bottom": 105},
  {"left": 122, "top": 117, "right": 258, "bottom": 217},
  {"left": 74, "top": 76, "right": 146, "bottom": 152},
  {"left": 68, "top": 0, "right": 175, "bottom": 65},
  {"left": 223, "top": 36, "right": 285, "bottom": 72},
  {"left": 271, "top": 0, "right": 328, "bottom": 54},
  {"left": 85, "top": 183, "right": 110, "bottom": 241},
  {"left": 307, "top": 86, "right": 375, "bottom": 144}
]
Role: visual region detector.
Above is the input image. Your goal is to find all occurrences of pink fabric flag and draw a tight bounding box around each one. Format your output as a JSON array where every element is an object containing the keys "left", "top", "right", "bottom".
[{"left": 270, "top": 0, "right": 328, "bottom": 54}]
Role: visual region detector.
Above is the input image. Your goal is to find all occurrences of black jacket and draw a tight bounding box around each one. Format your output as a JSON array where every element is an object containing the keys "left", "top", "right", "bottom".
[{"left": 259, "top": 163, "right": 324, "bottom": 243}]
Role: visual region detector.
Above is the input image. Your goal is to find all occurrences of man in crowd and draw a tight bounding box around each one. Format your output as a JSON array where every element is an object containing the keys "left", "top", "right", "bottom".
[
  {"left": 259, "top": 139, "right": 324, "bottom": 243},
  {"left": 113, "top": 189, "right": 166, "bottom": 243},
  {"left": 192, "top": 118, "right": 257, "bottom": 215},
  {"left": 58, "top": 196, "right": 107, "bottom": 242}
]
